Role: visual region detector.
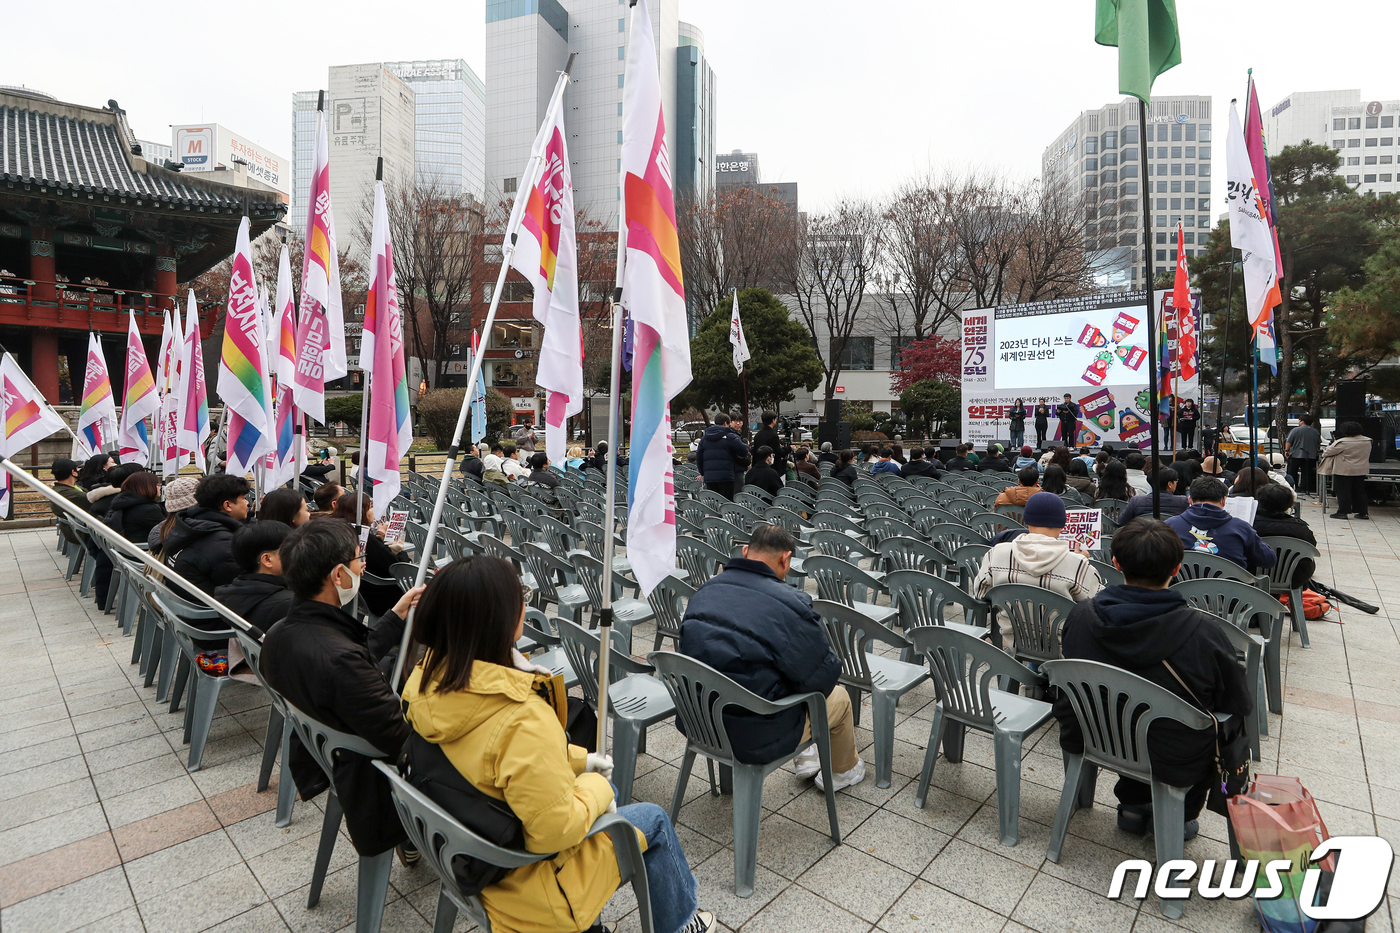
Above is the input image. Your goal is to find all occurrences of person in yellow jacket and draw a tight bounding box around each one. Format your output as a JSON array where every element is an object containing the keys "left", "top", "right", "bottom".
[{"left": 401, "top": 555, "right": 715, "bottom": 933}]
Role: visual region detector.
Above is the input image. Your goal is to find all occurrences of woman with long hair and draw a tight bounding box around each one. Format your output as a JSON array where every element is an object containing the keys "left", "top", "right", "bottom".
[
  {"left": 1094, "top": 460, "right": 1133, "bottom": 502},
  {"left": 107, "top": 470, "right": 166, "bottom": 543},
  {"left": 75, "top": 454, "right": 114, "bottom": 492},
  {"left": 1049, "top": 446, "right": 1073, "bottom": 473},
  {"left": 1008, "top": 398, "right": 1026, "bottom": 452},
  {"left": 258, "top": 488, "right": 310, "bottom": 527},
  {"left": 1065, "top": 458, "right": 1097, "bottom": 498},
  {"left": 1040, "top": 464, "right": 1068, "bottom": 495},
  {"left": 403, "top": 556, "right": 714, "bottom": 933}
]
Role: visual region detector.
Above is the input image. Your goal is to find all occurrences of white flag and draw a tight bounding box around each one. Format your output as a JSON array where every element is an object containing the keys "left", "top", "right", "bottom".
[
  {"left": 1226, "top": 101, "right": 1281, "bottom": 361},
  {"left": 729, "top": 291, "right": 751, "bottom": 375}
]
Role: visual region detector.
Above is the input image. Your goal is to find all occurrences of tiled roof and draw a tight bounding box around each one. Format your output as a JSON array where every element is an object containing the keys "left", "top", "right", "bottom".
[{"left": 0, "top": 102, "right": 281, "bottom": 212}]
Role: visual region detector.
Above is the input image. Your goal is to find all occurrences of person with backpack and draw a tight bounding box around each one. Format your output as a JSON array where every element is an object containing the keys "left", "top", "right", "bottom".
[{"left": 401, "top": 555, "right": 716, "bottom": 933}]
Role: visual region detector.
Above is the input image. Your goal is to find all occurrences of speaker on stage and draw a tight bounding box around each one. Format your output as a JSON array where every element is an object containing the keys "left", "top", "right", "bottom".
[
  {"left": 1103, "top": 441, "right": 1134, "bottom": 455},
  {"left": 824, "top": 399, "right": 843, "bottom": 424},
  {"left": 1360, "top": 417, "right": 1388, "bottom": 463},
  {"left": 1337, "top": 380, "right": 1368, "bottom": 422},
  {"left": 817, "top": 422, "right": 850, "bottom": 450}
]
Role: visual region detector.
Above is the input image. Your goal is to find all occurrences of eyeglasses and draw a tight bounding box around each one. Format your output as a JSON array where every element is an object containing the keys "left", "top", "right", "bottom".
[{"left": 349, "top": 553, "right": 366, "bottom": 568}]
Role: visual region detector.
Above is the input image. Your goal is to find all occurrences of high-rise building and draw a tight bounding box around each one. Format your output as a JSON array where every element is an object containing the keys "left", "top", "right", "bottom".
[
  {"left": 291, "top": 90, "right": 323, "bottom": 234},
  {"left": 1265, "top": 90, "right": 1400, "bottom": 197},
  {"left": 485, "top": 0, "right": 713, "bottom": 222},
  {"left": 675, "top": 22, "right": 716, "bottom": 203},
  {"left": 137, "top": 138, "right": 172, "bottom": 165},
  {"left": 714, "top": 148, "right": 798, "bottom": 207},
  {"left": 384, "top": 59, "right": 487, "bottom": 199},
  {"left": 1043, "top": 95, "right": 1213, "bottom": 285}
]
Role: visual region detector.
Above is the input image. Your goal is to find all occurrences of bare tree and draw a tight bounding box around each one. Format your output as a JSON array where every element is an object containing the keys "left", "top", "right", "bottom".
[
  {"left": 787, "top": 198, "right": 886, "bottom": 399},
  {"left": 678, "top": 186, "right": 799, "bottom": 322},
  {"left": 1011, "top": 178, "right": 1095, "bottom": 303},
  {"left": 878, "top": 176, "right": 964, "bottom": 341}
]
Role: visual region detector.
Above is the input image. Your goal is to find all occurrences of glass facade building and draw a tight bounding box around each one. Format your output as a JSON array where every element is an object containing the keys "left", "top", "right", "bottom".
[
  {"left": 290, "top": 90, "right": 321, "bottom": 234},
  {"left": 385, "top": 60, "right": 487, "bottom": 199}
]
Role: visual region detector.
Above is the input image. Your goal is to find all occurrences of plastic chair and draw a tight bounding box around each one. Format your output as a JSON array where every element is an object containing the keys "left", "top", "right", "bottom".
[
  {"left": 282, "top": 704, "right": 395, "bottom": 933},
  {"left": 865, "top": 515, "right": 920, "bottom": 545},
  {"left": 877, "top": 536, "right": 954, "bottom": 575},
  {"left": 925, "top": 522, "right": 987, "bottom": 555},
  {"left": 984, "top": 584, "right": 1075, "bottom": 669},
  {"left": 1093, "top": 497, "right": 1130, "bottom": 523},
  {"left": 810, "top": 511, "right": 867, "bottom": 542},
  {"left": 520, "top": 543, "right": 589, "bottom": 623},
  {"left": 1196, "top": 610, "right": 1267, "bottom": 762},
  {"left": 557, "top": 620, "right": 675, "bottom": 806},
  {"left": 884, "top": 569, "right": 991, "bottom": 645},
  {"left": 1172, "top": 551, "right": 1265, "bottom": 587},
  {"left": 813, "top": 600, "right": 928, "bottom": 788},
  {"left": 146, "top": 593, "right": 236, "bottom": 771},
  {"left": 519, "top": 610, "right": 578, "bottom": 688},
  {"left": 804, "top": 554, "right": 897, "bottom": 627},
  {"left": 720, "top": 501, "right": 764, "bottom": 531},
  {"left": 569, "top": 552, "right": 656, "bottom": 652},
  {"left": 56, "top": 516, "right": 86, "bottom": 581},
  {"left": 949, "top": 543, "right": 991, "bottom": 591},
  {"left": 1258, "top": 536, "right": 1319, "bottom": 649},
  {"left": 500, "top": 509, "right": 544, "bottom": 550},
  {"left": 647, "top": 651, "right": 841, "bottom": 897},
  {"left": 1172, "top": 578, "right": 1289, "bottom": 717},
  {"left": 230, "top": 626, "right": 298, "bottom": 827},
  {"left": 1042, "top": 659, "right": 1217, "bottom": 920},
  {"left": 1089, "top": 558, "right": 1125, "bottom": 586},
  {"left": 762, "top": 506, "right": 809, "bottom": 540},
  {"left": 372, "top": 759, "right": 654, "bottom": 933},
  {"left": 701, "top": 517, "right": 748, "bottom": 556},
  {"left": 992, "top": 503, "right": 1026, "bottom": 525},
  {"left": 909, "top": 627, "right": 1053, "bottom": 846},
  {"left": 675, "top": 535, "right": 729, "bottom": 584},
  {"left": 968, "top": 511, "right": 1021, "bottom": 539},
  {"left": 645, "top": 573, "right": 694, "bottom": 651}
]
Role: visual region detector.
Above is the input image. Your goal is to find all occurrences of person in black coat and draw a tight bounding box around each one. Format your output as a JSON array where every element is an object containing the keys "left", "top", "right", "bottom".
[
  {"left": 1252, "top": 484, "right": 1316, "bottom": 587},
  {"left": 831, "top": 450, "right": 859, "bottom": 487},
  {"left": 1008, "top": 399, "right": 1027, "bottom": 452},
  {"left": 901, "top": 447, "right": 942, "bottom": 479},
  {"left": 1054, "top": 519, "right": 1252, "bottom": 836},
  {"left": 259, "top": 521, "right": 425, "bottom": 858},
  {"left": 693, "top": 413, "right": 749, "bottom": 500},
  {"left": 743, "top": 446, "right": 784, "bottom": 498},
  {"left": 330, "top": 493, "right": 410, "bottom": 617},
  {"left": 215, "top": 521, "right": 294, "bottom": 639},
  {"left": 978, "top": 444, "right": 1011, "bottom": 473},
  {"left": 680, "top": 525, "right": 864, "bottom": 788},
  {"left": 105, "top": 470, "right": 167, "bottom": 543},
  {"left": 162, "top": 474, "right": 250, "bottom": 600},
  {"left": 459, "top": 444, "right": 485, "bottom": 482},
  {"left": 1034, "top": 400, "right": 1051, "bottom": 449},
  {"left": 1056, "top": 394, "right": 1080, "bottom": 446},
  {"left": 816, "top": 442, "right": 839, "bottom": 465},
  {"left": 751, "top": 410, "right": 788, "bottom": 463},
  {"left": 301, "top": 449, "right": 337, "bottom": 485}
]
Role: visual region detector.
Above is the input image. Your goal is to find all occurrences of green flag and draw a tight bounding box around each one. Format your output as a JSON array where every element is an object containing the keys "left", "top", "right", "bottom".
[{"left": 1094, "top": 0, "right": 1182, "bottom": 103}]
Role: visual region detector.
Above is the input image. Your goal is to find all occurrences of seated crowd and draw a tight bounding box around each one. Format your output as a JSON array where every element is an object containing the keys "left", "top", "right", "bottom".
[{"left": 45, "top": 428, "right": 1315, "bottom": 933}]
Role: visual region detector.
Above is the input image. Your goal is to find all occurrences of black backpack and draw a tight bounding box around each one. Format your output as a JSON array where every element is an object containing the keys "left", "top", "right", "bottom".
[{"left": 398, "top": 733, "right": 539, "bottom": 896}]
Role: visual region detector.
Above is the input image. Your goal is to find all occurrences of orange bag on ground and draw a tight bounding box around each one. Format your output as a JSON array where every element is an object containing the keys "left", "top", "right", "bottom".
[{"left": 1279, "top": 590, "right": 1332, "bottom": 621}]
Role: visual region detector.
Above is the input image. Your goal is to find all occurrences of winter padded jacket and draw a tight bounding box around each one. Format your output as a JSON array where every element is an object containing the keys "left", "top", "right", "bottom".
[
  {"left": 831, "top": 463, "right": 858, "bottom": 486},
  {"left": 695, "top": 424, "right": 749, "bottom": 483},
  {"left": 871, "top": 459, "right": 902, "bottom": 476},
  {"left": 214, "top": 572, "right": 293, "bottom": 640},
  {"left": 1054, "top": 585, "right": 1253, "bottom": 787},
  {"left": 85, "top": 484, "right": 123, "bottom": 521},
  {"left": 679, "top": 557, "right": 841, "bottom": 764},
  {"left": 105, "top": 491, "right": 166, "bottom": 543},
  {"left": 993, "top": 485, "right": 1040, "bottom": 508},
  {"left": 162, "top": 507, "right": 244, "bottom": 595},
  {"left": 402, "top": 655, "right": 636, "bottom": 933},
  {"left": 1165, "top": 503, "right": 1277, "bottom": 571},
  {"left": 260, "top": 598, "right": 411, "bottom": 856},
  {"left": 901, "top": 459, "right": 941, "bottom": 479},
  {"left": 744, "top": 463, "right": 784, "bottom": 497},
  {"left": 979, "top": 455, "right": 1012, "bottom": 473},
  {"left": 1319, "top": 435, "right": 1372, "bottom": 477}
]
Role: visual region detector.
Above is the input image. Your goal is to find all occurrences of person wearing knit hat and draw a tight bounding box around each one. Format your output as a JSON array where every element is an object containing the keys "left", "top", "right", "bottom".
[
  {"left": 1014, "top": 445, "right": 1038, "bottom": 471},
  {"left": 972, "top": 491, "right": 1103, "bottom": 615},
  {"left": 164, "top": 475, "right": 200, "bottom": 513}
]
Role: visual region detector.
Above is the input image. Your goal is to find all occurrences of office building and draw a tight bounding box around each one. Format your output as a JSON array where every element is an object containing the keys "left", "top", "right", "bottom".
[
  {"left": 290, "top": 91, "right": 322, "bottom": 234},
  {"left": 137, "top": 138, "right": 172, "bottom": 165},
  {"left": 170, "top": 124, "right": 290, "bottom": 201},
  {"left": 675, "top": 22, "right": 716, "bottom": 203},
  {"left": 1265, "top": 90, "right": 1400, "bottom": 197},
  {"left": 715, "top": 148, "right": 798, "bottom": 207},
  {"left": 1042, "top": 95, "right": 1213, "bottom": 284},
  {"left": 385, "top": 59, "right": 487, "bottom": 199},
  {"left": 485, "top": 0, "right": 715, "bottom": 221}
]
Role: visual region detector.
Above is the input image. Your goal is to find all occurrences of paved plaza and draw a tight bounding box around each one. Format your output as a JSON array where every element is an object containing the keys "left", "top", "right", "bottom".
[{"left": 2, "top": 495, "right": 1398, "bottom": 933}]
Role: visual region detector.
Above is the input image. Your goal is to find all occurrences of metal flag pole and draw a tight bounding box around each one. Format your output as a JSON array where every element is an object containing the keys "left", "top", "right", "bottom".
[
  {"left": 596, "top": 0, "right": 646, "bottom": 755},
  {"left": 1, "top": 456, "right": 255, "bottom": 633},
  {"left": 389, "top": 54, "right": 577, "bottom": 693},
  {"left": 1137, "top": 101, "right": 1162, "bottom": 519},
  {"left": 1215, "top": 260, "right": 1235, "bottom": 456}
]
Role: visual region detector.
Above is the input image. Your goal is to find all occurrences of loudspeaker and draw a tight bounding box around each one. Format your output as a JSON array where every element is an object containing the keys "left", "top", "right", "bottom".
[
  {"left": 1337, "top": 380, "right": 1368, "bottom": 422},
  {"left": 1103, "top": 441, "right": 1134, "bottom": 454},
  {"left": 817, "top": 422, "right": 850, "bottom": 450},
  {"left": 1360, "top": 417, "right": 1387, "bottom": 463},
  {"left": 824, "top": 399, "right": 843, "bottom": 424}
]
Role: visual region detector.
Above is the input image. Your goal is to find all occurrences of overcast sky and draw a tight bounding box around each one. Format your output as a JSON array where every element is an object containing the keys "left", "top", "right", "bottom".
[{"left": 6, "top": 0, "right": 1394, "bottom": 211}]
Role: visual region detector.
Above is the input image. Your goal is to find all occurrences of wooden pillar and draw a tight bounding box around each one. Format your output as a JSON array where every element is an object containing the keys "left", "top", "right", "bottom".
[
  {"left": 155, "top": 248, "right": 177, "bottom": 317},
  {"left": 28, "top": 229, "right": 60, "bottom": 402}
]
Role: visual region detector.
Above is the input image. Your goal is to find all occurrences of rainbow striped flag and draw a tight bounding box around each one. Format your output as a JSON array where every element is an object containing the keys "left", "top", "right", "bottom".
[
  {"left": 362, "top": 180, "right": 412, "bottom": 518},
  {"left": 268, "top": 245, "right": 300, "bottom": 490},
  {"left": 619, "top": 0, "right": 692, "bottom": 596},
  {"left": 1, "top": 353, "right": 67, "bottom": 517},
  {"left": 117, "top": 310, "right": 160, "bottom": 463},
  {"left": 76, "top": 332, "right": 117, "bottom": 457},
  {"left": 293, "top": 106, "right": 347, "bottom": 425},
  {"left": 176, "top": 289, "right": 210, "bottom": 472},
  {"left": 157, "top": 308, "right": 184, "bottom": 476},
  {"left": 217, "top": 217, "right": 273, "bottom": 478}
]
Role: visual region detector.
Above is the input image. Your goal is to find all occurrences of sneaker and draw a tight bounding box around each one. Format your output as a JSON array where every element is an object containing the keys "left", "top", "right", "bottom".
[
  {"left": 813, "top": 758, "right": 867, "bottom": 792},
  {"left": 1117, "top": 804, "right": 1151, "bottom": 835},
  {"left": 680, "top": 909, "right": 715, "bottom": 933},
  {"left": 1183, "top": 819, "right": 1200, "bottom": 841},
  {"left": 1330, "top": 512, "right": 1350, "bottom": 519},
  {"left": 1356, "top": 514, "right": 1370, "bottom": 520},
  {"left": 396, "top": 843, "right": 422, "bottom": 868},
  {"left": 792, "top": 747, "right": 820, "bottom": 780}
]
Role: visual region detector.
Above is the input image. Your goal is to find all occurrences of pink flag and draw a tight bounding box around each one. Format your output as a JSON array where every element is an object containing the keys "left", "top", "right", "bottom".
[
  {"left": 117, "top": 311, "right": 159, "bottom": 463},
  {"left": 176, "top": 290, "right": 210, "bottom": 472},
  {"left": 268, "top": 246, "right": 300, "bottom": 490},
  {"left": 363, "top": 180, "right": 412, "bottom": 518},
  {"left": 1, "top": 355, "right": 68, "bottom": 518},
  {"left": 76, "top": 332, "right": 117, "bottom": 457},
  {"left": 292, "top": 107, "right": 347, "bottom": 425},
  {"left": 217, "top": 218, "right": 273, "bottom": 477},
  {"left": 157, "top": 307, "right": 184, "bottom": 475}
]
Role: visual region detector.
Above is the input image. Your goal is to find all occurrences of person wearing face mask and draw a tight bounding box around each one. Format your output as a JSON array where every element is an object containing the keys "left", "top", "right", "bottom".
[
  {"left": 743, "top": 445, "right": 784, "bottom": 498},
  {"left": 259, "top": 521, "right": 427, "bottom": 865}
]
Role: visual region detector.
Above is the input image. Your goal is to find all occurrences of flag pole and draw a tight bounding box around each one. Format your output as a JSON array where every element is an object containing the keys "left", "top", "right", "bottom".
[
  {"left": 1138, "top": 101, "right": 1162, "bottom": 519},
  {"left": 735, "top": 289, "right": 750, "bottom": 438},
  {"left": 1215, "top": 259, "right": 1234, "bottom": 455},
  {"left": 353, "top": 159, "right": 382, "bottom": 554},
  {"left": 389, "top": 54, "right": 577, "bottom": 693}
]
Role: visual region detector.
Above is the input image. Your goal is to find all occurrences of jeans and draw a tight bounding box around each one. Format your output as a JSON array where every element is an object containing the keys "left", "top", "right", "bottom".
[
  {"left": 615, "top": 802, "right": 699, "bottom": 933},
  {"left": 1334, "top": 474, "right": 1369, "bottom": 517},
  {"left": 1009, "top": 428, "right": 1024, "bottom": 451}
]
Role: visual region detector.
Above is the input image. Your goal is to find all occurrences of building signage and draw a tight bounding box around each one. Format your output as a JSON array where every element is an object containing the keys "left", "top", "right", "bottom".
[
  {"left": 171, "top": 124, "right": 290, "bottom": 196},
  {"left": 717, "top": 159, "right": 753, "bottom": 174},
  {"left": 1272, "top": 97, "right": 1292, "bottom": 117}
]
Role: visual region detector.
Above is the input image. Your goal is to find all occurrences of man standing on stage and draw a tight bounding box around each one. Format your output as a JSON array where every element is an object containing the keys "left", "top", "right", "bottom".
[
  {"left": 1285, "top": 414, "right": 1322, "bottom": 496},
  {"left": 1056, "top": 394, "right": 1080, "bottom": 446}
]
